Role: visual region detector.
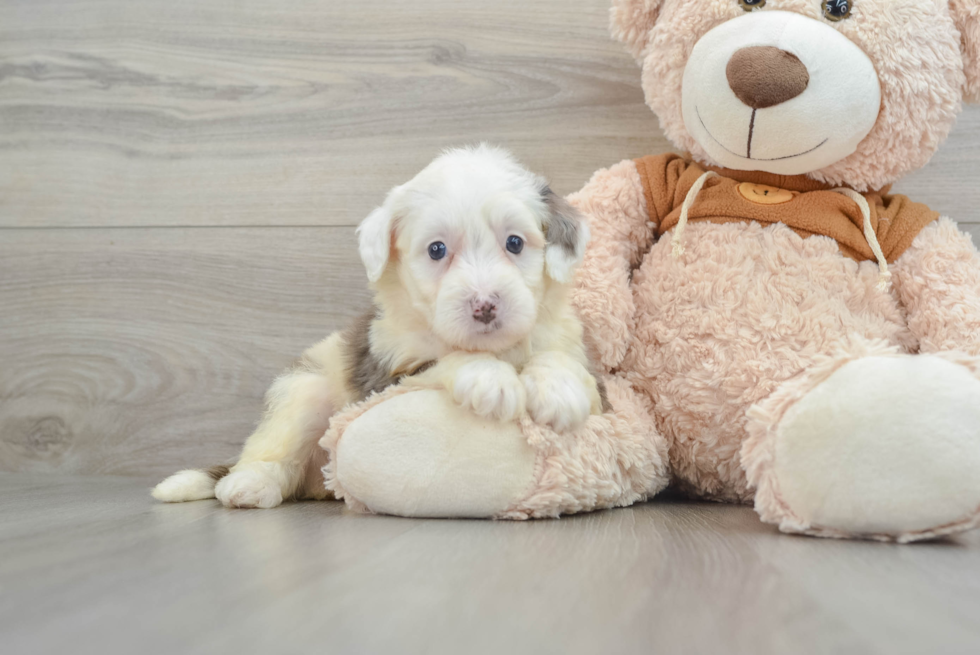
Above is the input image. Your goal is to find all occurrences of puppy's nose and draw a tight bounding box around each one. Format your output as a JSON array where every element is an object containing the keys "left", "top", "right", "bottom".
[
  {"left": 726, "top": 46, "right": 809, "bottom": 109},
  {"left": 472, "top": 300, "right": 496, "bottom": 324}
]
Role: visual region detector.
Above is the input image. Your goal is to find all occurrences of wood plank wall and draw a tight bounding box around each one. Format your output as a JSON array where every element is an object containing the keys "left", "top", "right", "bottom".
[{"left": 2, "top": 0, "right": 978, "bottom": 477}]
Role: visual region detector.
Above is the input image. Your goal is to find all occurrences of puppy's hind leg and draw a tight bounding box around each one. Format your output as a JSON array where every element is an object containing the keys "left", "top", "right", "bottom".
[{"left": 216, "top": 334, "right": 350, "bottom": 509}]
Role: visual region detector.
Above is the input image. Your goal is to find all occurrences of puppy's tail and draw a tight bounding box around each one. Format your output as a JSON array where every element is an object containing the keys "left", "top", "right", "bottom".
[{"left": 151, "top": 465, "right": 230, "bottom": 503}]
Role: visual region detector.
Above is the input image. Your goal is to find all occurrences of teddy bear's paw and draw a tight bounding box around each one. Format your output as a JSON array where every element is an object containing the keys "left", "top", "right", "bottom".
[
  {"left": 521, "top": 360, "right": 593, "bottom": 433},
  {"left": 753, "top": 354, "right": 980, "bottom": 541},
  {"left": 451, "top": 358, "right": 526, "bottom": 422},
  {"left": 333, "top": 389, "right": 538, "bottom": 518},
  {"left": 214, "top": 465, "right": 284, "bottom": 509}
]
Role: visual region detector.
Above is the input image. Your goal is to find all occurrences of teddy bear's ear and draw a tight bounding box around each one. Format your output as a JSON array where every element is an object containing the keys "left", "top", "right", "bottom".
[
  {"left": 951, "top": 0, "right": 980, "bottom": 103},
  {"left": 610, "top": 0, "right": 665, "bottom": 61}
]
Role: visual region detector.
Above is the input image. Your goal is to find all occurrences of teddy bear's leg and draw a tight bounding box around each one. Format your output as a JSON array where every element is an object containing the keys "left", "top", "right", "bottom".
[
  {"left": 320, "top": 375, "right": 669, "bottom": 519},
  {"left": 499, "top": 374, "right": 670, "bottom": 519},
  {"left": 324, "top": 389, "right": 538, "bottom": 518},
  {"left": 742, "top": 342, "right": 980, "bottom": 542}
]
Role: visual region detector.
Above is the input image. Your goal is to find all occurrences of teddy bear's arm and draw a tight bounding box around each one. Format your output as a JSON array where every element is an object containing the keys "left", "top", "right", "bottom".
[
  {"left": 566, "top": 159, "right": 654, "bottom": 372},
  {"left": 891, "top": 218, "right": 980, "bottom": 356}
]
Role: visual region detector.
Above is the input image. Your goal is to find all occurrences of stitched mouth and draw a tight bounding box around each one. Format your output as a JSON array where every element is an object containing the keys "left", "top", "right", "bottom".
[{"left": 696, "top": 106, "right": 828, "bottom": 162}]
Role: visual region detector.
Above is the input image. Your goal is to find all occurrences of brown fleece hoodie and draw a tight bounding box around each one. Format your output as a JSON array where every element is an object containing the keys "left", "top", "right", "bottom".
[{"left": 634, "top": 153, "right": 938, "bottom": 263}]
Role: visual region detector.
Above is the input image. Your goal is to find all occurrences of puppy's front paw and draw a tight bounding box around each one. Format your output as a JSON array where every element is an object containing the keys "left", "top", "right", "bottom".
[
  {"left": 215, "top": 467, "right": 283, "bottom": 509},
  {"left": 452, "top": 359, "right": 526, "bottom": 422},
  {"left": 521, "top": 362, "right": 594, "bottom": 433}
]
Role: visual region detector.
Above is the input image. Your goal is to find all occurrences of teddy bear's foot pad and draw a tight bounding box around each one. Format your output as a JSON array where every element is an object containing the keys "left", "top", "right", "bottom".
[
  {"left": 334, "top": 390, "right": 538, "bottom": 518},
  {"left": 757, "top": 354, "right": 980, "bottom": 541}
]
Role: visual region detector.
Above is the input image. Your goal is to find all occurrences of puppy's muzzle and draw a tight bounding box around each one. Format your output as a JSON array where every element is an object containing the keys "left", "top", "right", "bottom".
[{"left": 471, "top": 297, "right": 497, "bottom": 325}]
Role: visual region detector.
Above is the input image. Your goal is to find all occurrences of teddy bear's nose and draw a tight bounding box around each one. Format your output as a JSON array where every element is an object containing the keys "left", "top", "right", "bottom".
[{"left": 726, "top": 46, "right": 810, "bottom": 109}]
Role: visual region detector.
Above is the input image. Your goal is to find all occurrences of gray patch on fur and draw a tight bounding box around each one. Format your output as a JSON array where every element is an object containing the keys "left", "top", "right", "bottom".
[
  {"left": 343, "top": 309, "right": 393, "bottom": 401},
  {"left": 205, "top": 465, "right": 230, "bottom": 482},
  {"left": 540, "top": 184, "right": 583, "bottom": 257},
  {"left": 343, "top": 308, "right": 434, "bottom": 402},
  {"left": 595, "top": 377, "right": 612, "bottom": 414},
  {"left": 581, "top": 331, "right": 613, "bottom": 414}
]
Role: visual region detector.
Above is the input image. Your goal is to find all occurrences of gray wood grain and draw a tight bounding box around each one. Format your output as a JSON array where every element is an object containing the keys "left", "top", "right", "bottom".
[
  {"left": 1, "top": 0, "right": 979, "bottom": 478},
  {"left": 897, "top": 107, "right": 980, "bottom": 221},
  {"left": 2, "top": 0, "right": 975, "bottom": 229},
  {"left": 0, "top": 0, "right": 671, "bottom": 228},
  {"left": 3, "top": 4, "right": 980, "bottom": 653},
  {"left": 4, "top": 223, "right": 976, "bottom": 477},
  {"left": 1, "top": 474, "right": 979, "bottom": 655},
  {"left": 0, "top": 227, "right": 370, "bottom": 476}
]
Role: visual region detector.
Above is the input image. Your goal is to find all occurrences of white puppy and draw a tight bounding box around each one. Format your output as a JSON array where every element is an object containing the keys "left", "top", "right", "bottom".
[{"left": 153, "top": 145, "right": 606, "bottom": 509}]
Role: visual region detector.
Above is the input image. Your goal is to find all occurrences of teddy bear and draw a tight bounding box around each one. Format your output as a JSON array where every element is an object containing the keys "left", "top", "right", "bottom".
[{"left": 319, "top": 0, "right": 980, "bottom": 542}]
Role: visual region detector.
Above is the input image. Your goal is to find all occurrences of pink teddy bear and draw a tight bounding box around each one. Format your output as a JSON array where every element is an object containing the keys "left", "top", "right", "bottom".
[{"left": 324, "top": 0, "right": 980, "bottom": 542}]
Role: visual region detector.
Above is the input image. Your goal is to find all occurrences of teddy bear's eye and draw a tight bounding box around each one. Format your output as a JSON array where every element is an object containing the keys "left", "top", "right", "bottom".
[
  {"left": 738, "top": 0, "right": 766, "bottom": 10},
  {"left": 822, "top": 0, "right": 853, "bottom": 21}
]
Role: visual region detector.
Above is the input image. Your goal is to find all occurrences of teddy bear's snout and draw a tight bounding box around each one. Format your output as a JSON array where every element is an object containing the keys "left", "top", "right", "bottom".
[{"left": 725, "top": 46, "right": 809, "bottom": 110}]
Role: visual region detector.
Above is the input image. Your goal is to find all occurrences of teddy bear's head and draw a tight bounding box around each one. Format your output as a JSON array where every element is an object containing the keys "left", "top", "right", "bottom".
[{"left": 612, "top": 0, "right": 979, "bottom": 191}]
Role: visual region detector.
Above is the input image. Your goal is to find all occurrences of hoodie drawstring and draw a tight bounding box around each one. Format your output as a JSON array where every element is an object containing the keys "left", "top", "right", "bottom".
[
  {"left": 669, "top": 172, "right": 892, "bottom": 291},
  {"left": 670, "top": 171, "right": 718, "bottom": 259},
  {"left": 830, "top": 187, "right": 891, "bottom": 291}
]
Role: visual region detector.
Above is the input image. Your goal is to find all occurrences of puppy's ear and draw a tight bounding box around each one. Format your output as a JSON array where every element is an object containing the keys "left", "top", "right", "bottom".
[
  {"left": 541, "top": 185, "right": 590, "bottom": 284},
  {"left": 610, "top": 0, "right": 665, "bottom": 61},
  {"left": 951, "top": 0, "right": 980, "bottom": 103},
  {"left": 357, "top": 203, "right": 397, "bottom": 284}
]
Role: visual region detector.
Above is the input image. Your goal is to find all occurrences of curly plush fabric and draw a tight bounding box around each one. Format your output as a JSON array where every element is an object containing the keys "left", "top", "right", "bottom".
[
  {"left": 614, "top": 0, "right": 967, "bottom": 190},
  {"left": 567, "top": 159, "right": 651, "bottom": 372},
  {"left": 952, "top": 0, "right": 980, "bottom": 103},
  {"left": 892, "top": 218, "right": 980, "bottom": 355},
  {"left": 570, "top": 155, "right": 930, "bottom": 501},
  {"left": 322, "top": 376, "right": 671, "bottom": 519},
  {"left": 320, "top": 0, "right": 980, "bottom": 541},
  {"left": 743, "top": 342, "right": 980, "bottom": 543},
  {"left": 500, "top": 375, "right": 669, "bottom": 519},
  {"left": 741, "top": 338, "right": 899, "bottom": 535},
  {"left": 609, "top": 0, "right": 664, "bottom": 60}
]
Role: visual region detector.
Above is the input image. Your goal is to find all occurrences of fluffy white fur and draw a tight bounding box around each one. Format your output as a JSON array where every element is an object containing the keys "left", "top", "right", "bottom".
[
  {"left": 150, "top": 469, "right": 217, "bottom": 503},
  {"left": 153, "top": 145, "right": 600, "bottom": 508},
  {"left": 364, "top": 145, "right": 589, "bottom": 354}
]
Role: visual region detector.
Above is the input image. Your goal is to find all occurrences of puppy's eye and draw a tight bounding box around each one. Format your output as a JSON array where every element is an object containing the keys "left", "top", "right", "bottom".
[
  {"left": 505, "top": 235, "right": 524, "bottom": 254},
  {"left": 738, "top": 0, "right": 766, "bottom": 11},
  {"left": 822, "top": 0, "right": 852, "bottom": 21},
  {"left": 428, "top": 241, "right": 447, "bottom": 260}
]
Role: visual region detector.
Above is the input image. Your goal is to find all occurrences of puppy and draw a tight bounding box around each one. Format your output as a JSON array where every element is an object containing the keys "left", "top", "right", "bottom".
[{"left": 153, "top": 145, "right": 606, "bottom": 509}]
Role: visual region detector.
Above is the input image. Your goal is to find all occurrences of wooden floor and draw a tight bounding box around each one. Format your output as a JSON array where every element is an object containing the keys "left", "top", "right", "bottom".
[
  {"left": 3, "top": 2, "right": 980, "bottom": 653},
  {"left": 2, "top": 474, "right": 980, "bottom": 655}
]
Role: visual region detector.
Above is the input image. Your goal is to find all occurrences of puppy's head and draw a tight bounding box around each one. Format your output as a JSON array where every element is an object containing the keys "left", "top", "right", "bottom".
[{"left": 358, "top": 145, "right": 588, "bottom": 352}]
